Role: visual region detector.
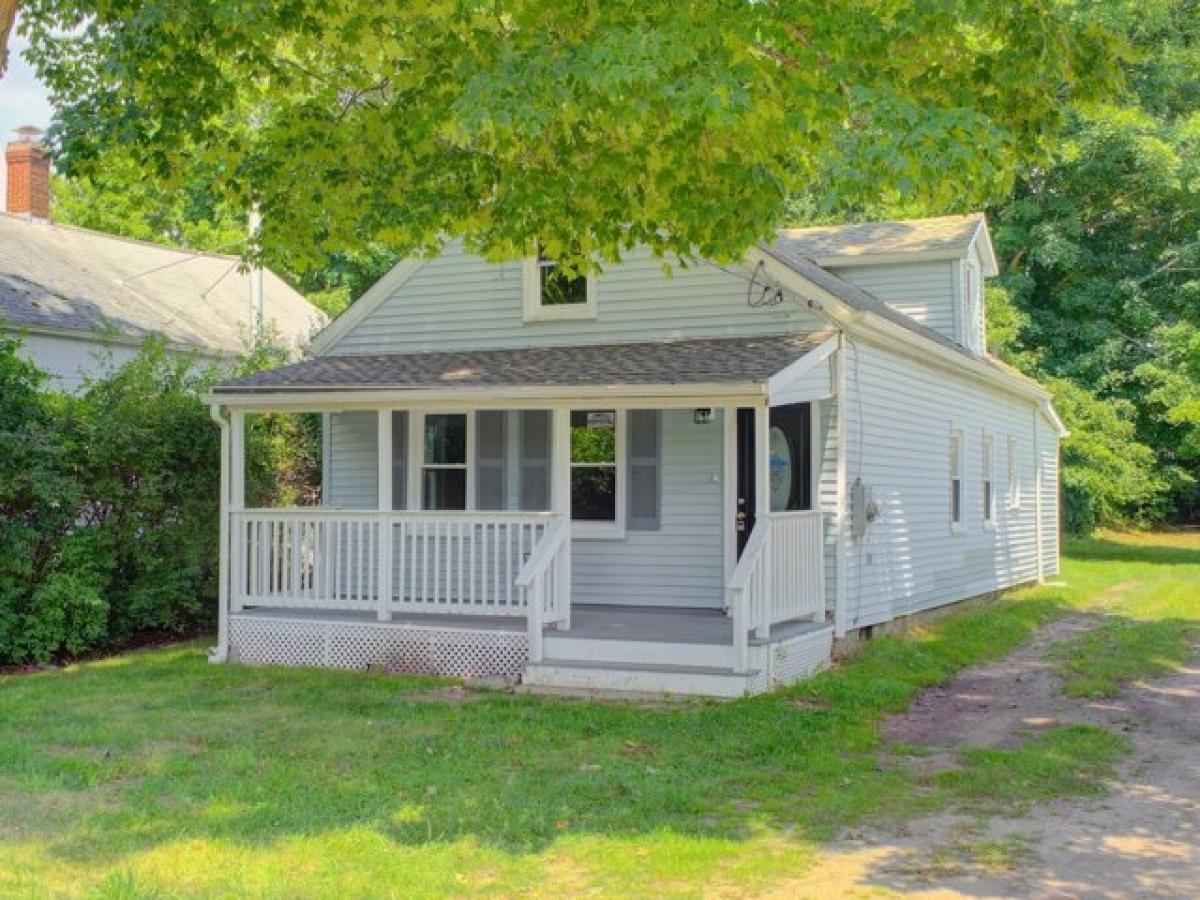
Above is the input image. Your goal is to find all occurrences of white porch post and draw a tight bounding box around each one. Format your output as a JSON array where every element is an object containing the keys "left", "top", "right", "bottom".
[
  {"left": 229, "top": 410, "right": 246, "bottom": 612},
  {"left": 376, "top": 409, "right": 393, "bottom": 621},
  {"left": 722, "top": 405, "right": 737, "bottom": 590},
  {"left": 551, "top": 407, "right": 572, "bottom": 630},
  {"left": 833, "top": 334, "right": 848, "bottom": 635},
  {"left": 755, "top": 402, "right": 771, "bottom": 640},
  {"left": 210, "top": 406, "right": 231, "bottom": 662}
]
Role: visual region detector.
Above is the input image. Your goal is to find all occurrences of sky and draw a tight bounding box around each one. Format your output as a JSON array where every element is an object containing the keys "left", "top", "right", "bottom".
[{"left": 0, "top": 20, "right": 54, "bottom": 203}]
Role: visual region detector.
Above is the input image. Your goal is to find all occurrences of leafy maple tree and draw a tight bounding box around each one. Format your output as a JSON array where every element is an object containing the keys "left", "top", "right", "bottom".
[{"left": 20, "top": 0, "right": 1119, "bottom": 272}]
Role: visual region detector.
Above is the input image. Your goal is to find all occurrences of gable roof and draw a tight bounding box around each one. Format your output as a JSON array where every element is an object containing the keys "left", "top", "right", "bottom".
[
  {"left": 0, "top": 214, "right": 326, "bottom": 355},
  {"left": 774, "top": 214, "right": 997, "bottom": 275},
  {"left": 310, "top": 214, "right": 998, "bottom": 355},
  {"left": 213, "top": 331, "right": 835, "bottom": 395}
]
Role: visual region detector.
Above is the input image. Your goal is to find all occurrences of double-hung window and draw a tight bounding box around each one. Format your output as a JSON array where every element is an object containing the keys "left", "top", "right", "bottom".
[
  {"left": 982, "top": 432, "right": 995, "bottom": 527},
  {"left": 1007, "top": 436, "right": 1021, "bottom": 510},
  {"left": 523, "top": 250, "right": 597, "bottom": 322},
  {"left": 422, "top": 413, "right": 468, "bottom": 510},
  {"left": 570, "top": 410, "right": 622, "bottom": 535},
  {"left": 949, "top": 428, "right": 964, "bottom": 531}
]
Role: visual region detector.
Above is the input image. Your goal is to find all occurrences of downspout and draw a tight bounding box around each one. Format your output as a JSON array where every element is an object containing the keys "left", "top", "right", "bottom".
[
  {"left": 792, "top": 289, "right": 848, "bottom": 636},
  {"left": 209, "top": 404, "right": 231, "bottom": 662}
]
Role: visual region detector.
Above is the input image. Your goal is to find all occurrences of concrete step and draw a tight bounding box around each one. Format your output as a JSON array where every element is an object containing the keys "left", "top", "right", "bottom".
[
  {"left": 541, "top": 635, "right": 735, "bottom": 669},
  {"left": 521, "top": 659, "right": 757, "bottom": 698}
]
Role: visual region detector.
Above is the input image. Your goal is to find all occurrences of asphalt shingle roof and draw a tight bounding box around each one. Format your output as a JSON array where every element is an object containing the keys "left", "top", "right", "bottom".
[
  {"left": 0, "top": 214, "right": 325, "bottom": 354},
  {"left": 213, "top": 332, "right": 836, "bottom": 394},
  {"left": 772, "top": 214, "right": 983, "bottom": 262}
]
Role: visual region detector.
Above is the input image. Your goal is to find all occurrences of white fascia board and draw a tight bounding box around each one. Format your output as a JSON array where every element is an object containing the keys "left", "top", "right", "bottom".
[
  {"left": 748, "top": 247, "right": 1051, "bottom": 406},
  {"left": 204, "top": 381, "right": 766, "bottom": 412},
  {"left": 1041, "top": 399, "right": 1069, "bottom": 439},
  {"left": 766, "top": 334, "right": 838, "bottom": 401},
  {"left": 308, "top": 257, "right": 429, "bottom": 354},
  {"left": 970, "top": 215, "right": 1000, "bottom": 277}
]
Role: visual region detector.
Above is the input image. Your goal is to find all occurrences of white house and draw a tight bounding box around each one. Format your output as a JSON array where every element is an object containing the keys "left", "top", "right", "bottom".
[
  {"left": 205, "top": 214, "right": 1063, "bottom": 697},
  {"left": 0, "top": 128, "right": 325, "bottom": 390}
]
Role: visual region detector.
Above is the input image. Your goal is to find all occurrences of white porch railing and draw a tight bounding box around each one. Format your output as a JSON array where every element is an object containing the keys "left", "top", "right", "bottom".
[
  {"left": 726, "top": 510, "right": 826, "bottom": 673},
  {"left": 230, "top": 509, "right": 565, "bottom": 619},
  {"left": 515, "top": 516, "right": 572, "bottom": 662}
]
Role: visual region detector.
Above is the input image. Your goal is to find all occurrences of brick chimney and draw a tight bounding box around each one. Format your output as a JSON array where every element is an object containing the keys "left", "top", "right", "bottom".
[{"left": 6, "top": 126, "right": 51, "bottom": 219}]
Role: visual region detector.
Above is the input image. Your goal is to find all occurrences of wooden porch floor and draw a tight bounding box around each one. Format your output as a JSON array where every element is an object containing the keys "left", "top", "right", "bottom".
[{"left": 231, "top": 603, "right": 823, "bottom": 644}]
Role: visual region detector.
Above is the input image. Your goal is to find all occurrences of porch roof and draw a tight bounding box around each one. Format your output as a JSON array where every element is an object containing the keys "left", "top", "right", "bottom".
[{"left": 211, "top": 331, "right": 835, "bottom": 396}]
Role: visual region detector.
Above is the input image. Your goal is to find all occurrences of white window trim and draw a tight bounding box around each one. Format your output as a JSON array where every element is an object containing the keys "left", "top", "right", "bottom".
[
  {"left": 982, "top": 430, "right": 996, "bottom": 529},
  {"left": 522, "top": 255, "right": 598, "bottom": 323},
  {"left": 569, "top": 408, "right": 626, "bottom": 539},
  {"left": 1007, "top": 435, "right": 1021, "bottom": 511},
  {"left": 418, "top": 411, "right": 475, "bottom": 511},
  {"left": 949, "top": 426, "right": 965, "bottom": 534},
  {"left": 962, "top": 256, "right": 983, "bottom": 351}
]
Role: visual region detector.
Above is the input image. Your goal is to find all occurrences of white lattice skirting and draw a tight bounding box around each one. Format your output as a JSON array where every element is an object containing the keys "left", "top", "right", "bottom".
[
  {"left": 748, "top": 625, "right": 834, "bottom": 693},
  {"left": 228, "top": 616, "right": 529, "bottom": 679}
]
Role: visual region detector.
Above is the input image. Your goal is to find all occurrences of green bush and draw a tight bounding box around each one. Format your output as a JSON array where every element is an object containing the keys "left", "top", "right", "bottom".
[{"left": 0, "top": 336, "right": 317, "bottom": 664}]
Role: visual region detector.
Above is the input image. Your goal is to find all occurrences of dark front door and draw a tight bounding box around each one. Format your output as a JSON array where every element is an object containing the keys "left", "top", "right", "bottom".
[{"left": 735, "top": 407, "right": 757, "bottom": 557}]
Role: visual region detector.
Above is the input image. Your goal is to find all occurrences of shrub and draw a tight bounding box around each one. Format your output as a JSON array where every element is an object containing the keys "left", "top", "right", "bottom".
[{"left": 0, "top": 336, "right": 317, "bottom": 664}]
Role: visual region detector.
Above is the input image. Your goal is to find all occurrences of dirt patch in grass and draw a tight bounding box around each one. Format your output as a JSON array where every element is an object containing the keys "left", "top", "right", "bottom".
[
  {"left": 812, "top": 604, "right": 1200, "bottom": 898},
  {"left": 883, "top": 613, "right": 1103, "bottom": 755}
]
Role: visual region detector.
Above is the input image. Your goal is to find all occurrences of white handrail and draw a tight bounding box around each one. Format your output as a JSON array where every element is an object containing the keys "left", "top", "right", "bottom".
[
  {"left": 726, "top": 510, "right": 826, "bottom": 673},
  {"left": 727, "top": 521, "right": 772, "bottom": 673},
  {"left": 516, "top": 517, "right": 571, "bottom": 662}
]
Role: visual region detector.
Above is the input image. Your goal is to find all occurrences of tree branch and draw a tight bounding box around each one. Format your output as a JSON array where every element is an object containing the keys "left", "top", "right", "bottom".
[{"left": 0, "top": 0, "right": 19, "bottom": 77}]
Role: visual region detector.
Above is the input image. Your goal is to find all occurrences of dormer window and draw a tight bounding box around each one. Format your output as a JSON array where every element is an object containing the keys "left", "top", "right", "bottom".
[{"left": 523, "top": 250, "right": 597, "bottom": 322}]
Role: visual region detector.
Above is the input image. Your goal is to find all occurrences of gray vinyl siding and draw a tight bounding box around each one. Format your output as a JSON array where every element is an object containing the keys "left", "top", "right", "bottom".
[
  {"left": 816, "top": 399, "right": 839, "bottom": 616},
  {"left": 326, "top": 241, "right": 822, "bottom": 355},
  {"left": 837, "top": 338, "right": 1049, "bottom": 630},
  {"left": 1039, "top": 418, "right": 1061, "bottom": 576},
  {"left": 325, "top": 411, "right": 378, "bottom": 509},
  {"left": 572, "top": 409, "right": 725, "bottom": 608},
  {"left": 324, "top": 407, "right": 727, "bottom": 608},
  {"left": 829, "top": 261, "right": 958, "bottom": 343}
]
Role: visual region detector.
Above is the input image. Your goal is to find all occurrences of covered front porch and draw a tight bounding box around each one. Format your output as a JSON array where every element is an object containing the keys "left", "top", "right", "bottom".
[{"left": 207, "top": 333, "right": 840, "bottom": 696}]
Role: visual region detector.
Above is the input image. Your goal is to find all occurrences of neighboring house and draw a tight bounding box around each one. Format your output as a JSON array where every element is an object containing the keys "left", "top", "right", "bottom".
[
  {"left": 1, "top": 128, "right": 325, "bottom": 390},
  {"left": 205, "top": 213, "right": 1063, "bottom": 697}
]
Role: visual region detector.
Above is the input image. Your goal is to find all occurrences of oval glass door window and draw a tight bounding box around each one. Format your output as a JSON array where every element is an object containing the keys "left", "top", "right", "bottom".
[{"left": 769, "top": 425, "right": 794, "bottom": 511}]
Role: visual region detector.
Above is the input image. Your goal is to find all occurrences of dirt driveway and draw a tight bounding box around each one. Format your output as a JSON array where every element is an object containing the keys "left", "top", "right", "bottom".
[{"left": 788, "top": 614, "right": 1200, "bottom": 898}]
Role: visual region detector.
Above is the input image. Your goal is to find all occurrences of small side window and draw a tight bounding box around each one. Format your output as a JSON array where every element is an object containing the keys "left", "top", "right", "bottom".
[
  {"left": 982, "top": 432, "right": 995, "bottom": 527},
  {"left": 949, "top": 428, "right": 964, "bottom": 531},
  {"left": 523, "top": 249, "right": 597, "bottom": 322},
  {"left": 1008, "top": 436, "right": 1021, "bottom": 510}
]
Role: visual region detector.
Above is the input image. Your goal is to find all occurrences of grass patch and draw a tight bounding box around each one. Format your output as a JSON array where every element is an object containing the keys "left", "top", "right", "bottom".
[
  {"left": 955, "top": 835, "right": 1037, "bottom": 874},
  {"left": 1054, "top": 619, "right": 1196, "bottom": 697},
  {"left": 0, "top": 532, "right": 1196, "bottom": 897},
  {"left": 937, "top": 725, "right": 1131, "bottom": 814}
]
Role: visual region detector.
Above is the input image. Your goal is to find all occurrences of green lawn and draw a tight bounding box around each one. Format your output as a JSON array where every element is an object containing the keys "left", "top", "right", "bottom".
[{"left": 1, "top": 533, "right": 1197, "bottom": 898}]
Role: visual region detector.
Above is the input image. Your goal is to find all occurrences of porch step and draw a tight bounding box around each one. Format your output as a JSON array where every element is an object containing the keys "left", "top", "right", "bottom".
[
  {"left": 521, "top": 659, "right": 757, "bottom": 698},
  {"left": 541, "top": 635, "right": 734, "bottom": 669}
]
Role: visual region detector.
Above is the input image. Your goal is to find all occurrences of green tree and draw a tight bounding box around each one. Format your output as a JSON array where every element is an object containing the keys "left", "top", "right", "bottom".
[
  {"left": 22, "top": 0, "right": 1119, "bottom": 274},
  {"left": 989, "top": 0, "right": 1200, "bottom": 525}
]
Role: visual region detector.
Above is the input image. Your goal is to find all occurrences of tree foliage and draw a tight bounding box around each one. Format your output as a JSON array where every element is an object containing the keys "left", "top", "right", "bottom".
[
  {"left": 0, "top": 338, "right": 322, "bottom": 664},
  {"left": 989, "top": 0, "right": 1200, "bottom": 526},
  {"left": 21, "top": 0, "right": 1118, "bottom": 273}
]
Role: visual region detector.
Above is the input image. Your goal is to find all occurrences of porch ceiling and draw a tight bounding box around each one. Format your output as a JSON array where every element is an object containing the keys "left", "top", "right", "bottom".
[{"left": 211, "top": 331, "right": 835, "bottom": 397}]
